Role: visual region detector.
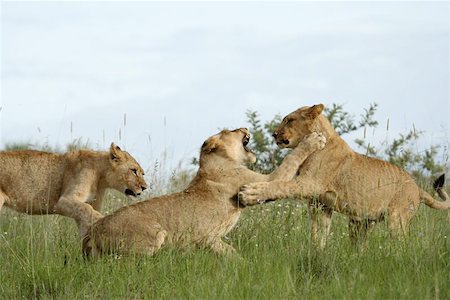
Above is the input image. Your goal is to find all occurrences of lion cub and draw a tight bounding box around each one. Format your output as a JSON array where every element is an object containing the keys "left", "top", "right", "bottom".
[
  {"left": 0, "top": 143, "right": 147, "bottom": 237},
  {"left": 239, "top": 104, "right": 450, "bottom": 247},
  {"left": 83, "top": 128, "right": 325, "bottom": 257}
]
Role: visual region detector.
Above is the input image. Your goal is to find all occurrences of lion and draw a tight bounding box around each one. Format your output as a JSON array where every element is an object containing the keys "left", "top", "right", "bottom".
[
  {"left": 239, "top": 104, "right": 450, "bottom": 248},
  {"left": 82, "top": 128, "right": 326, "bottom": 257},
  {"left": 0, "top": 143, "right": 147, "bottom": 237}
]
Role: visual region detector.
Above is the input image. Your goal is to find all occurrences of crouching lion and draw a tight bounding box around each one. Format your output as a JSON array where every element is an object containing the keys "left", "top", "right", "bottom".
[
  {"left": 239, "top": 104, "right": 450, "bottom": 247},
  {"left": 82, "top": 128, "right": 326, "bottom": 257},
  {"left": 0, "top": 143, "right": 147, "bottom": 237}
]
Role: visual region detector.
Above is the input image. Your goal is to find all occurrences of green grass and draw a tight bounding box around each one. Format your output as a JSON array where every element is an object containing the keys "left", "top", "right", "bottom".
[{"left": 1, "top": 198, "right": 449, "bottom": 299}]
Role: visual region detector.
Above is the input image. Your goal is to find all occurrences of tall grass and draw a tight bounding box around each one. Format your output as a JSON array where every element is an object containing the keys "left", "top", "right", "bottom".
[{"left": 1, "top": 195, "right": 449, "bottom": 299}]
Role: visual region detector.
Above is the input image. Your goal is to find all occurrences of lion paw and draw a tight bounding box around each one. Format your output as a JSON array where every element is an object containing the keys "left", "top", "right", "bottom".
[{"left": 239, "top": 182, "right": 271, "bottom": 206}]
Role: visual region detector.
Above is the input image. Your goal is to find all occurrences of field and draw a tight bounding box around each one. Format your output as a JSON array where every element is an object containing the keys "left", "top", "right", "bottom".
[{"left": 1, "top": 189, "right": 449, "bottom": 299}]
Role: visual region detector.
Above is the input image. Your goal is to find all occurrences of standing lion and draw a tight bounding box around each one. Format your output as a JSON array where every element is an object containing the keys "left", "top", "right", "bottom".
[
  {"left": 0, "top": 143, "right": 147, "bottom": 237},
  {"left": 239, "top": 104, "right": 449, "bottom": 247}
]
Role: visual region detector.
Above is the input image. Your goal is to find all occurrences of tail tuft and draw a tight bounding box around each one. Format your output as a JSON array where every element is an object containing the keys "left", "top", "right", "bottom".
[{"left": 433, "top": 174, "right": 445, "bottom": 191}]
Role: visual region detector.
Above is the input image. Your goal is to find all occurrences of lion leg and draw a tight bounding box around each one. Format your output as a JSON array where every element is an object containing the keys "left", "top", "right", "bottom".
[
  {"left": 269, "top": 132, "right": 326, "bottom": 181},
  {"left": 348, "top": 219, "right": 376, "bottom": 247},
  {"left": 147, "top": 229, "right": 167, "bottom": 256},
  {"left": 132, "top": 229, "right": 167, "bottom": 256},
  {"left": 387, "top": 193, "right": 418, "bottom": 239},
  {"left": 239, "top": 178, "right": 324, "bottom": 206},
  {"left": 0, "top": 190, "right": 6, "bottom": 212},
  {"left": 387, "top": 209, "right": 413, "bottom": 239},
  {"left": 309, "top": 208, "right": 319, "bottom": 246},
  {"left": 53, "top": 196, "right": 104, "bottom": 238},
  {"left": 319, "top": 208, "right": 333, "bottom": 249},
  {"left": 308, "top": 204, "right": 333, "bottom": 249},
  {"left": 209, "top": 239, "right": 237, "bottom": 256},
  {"left": 90, "top": 189, "right": 106, "bottom": 212}
]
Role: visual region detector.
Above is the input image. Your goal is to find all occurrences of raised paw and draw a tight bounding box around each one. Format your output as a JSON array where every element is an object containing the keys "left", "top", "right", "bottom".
[{"left": 238, "top": 182, "right": 271, "bottom": 206}]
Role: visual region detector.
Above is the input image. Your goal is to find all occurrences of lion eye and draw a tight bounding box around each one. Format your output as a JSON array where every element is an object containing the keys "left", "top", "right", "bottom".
[{"left": 131, "top": 168, "right": 138, "bottom": 175}]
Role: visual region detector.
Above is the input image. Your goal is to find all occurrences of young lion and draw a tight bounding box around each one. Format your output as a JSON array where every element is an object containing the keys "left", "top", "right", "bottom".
[
  {"left": 239, "top": 104, "right": 450, "bottom": 247},
  {"left": 82, "top": 128, "right": 325, "bottom": 257},
  {"left": 0, "top": 143, "right": 147, "bottom": 237}
]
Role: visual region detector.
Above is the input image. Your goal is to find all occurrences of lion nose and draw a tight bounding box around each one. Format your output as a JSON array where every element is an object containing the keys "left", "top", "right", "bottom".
[
  {"left": 141, "top": 186, "right": 147, "bottom": 191},
  {"left": 272, "top": 132, "right": 279, "bottom": 139}
]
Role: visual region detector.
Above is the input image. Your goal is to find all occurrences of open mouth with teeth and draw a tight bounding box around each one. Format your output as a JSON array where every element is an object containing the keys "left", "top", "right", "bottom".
[
  {"left": 125, "top": 189, "right": 140, "bottom": 196},
  {"left": 242, "top": 134, "right": 250, "bottom": 152}
]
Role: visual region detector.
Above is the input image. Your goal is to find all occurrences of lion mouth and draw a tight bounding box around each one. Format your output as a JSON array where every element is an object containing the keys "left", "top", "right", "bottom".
[
  {"left": 125, "top": 189, "right": 140, "bottom": 196},
  {"left": 242, "top": 135, "right": 250, "bottom": 152},
  {"left": 276, "top": 139, "right": 290, "bottom": 146}
]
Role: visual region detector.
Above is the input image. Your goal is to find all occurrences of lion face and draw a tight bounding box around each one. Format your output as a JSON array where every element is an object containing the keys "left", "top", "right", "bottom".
[
  {"left": 273, "top": 104, "right": 325, "bottom": 149},
  {"left": 201, "top": 128, "right": 257, "bottom": 164},
  {"left": 107, "top": 143, "right": 147, "bottom": 196}
]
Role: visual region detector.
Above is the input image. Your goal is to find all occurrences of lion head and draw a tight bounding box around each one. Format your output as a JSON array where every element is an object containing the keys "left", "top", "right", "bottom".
[
  {"left": 273, "top": 104, "right": 325, "bottom": 149},
  {"left": 200, "top": 128, "right": 256, "bottom": 165},
  {"left": 105, "top": 143, "right": 147, "bottom": 196}
]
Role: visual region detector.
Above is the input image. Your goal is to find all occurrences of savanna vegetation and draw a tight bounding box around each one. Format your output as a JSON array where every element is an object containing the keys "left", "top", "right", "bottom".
[{"left": 1, "top": 103, "right": 449, "bottom": 299}]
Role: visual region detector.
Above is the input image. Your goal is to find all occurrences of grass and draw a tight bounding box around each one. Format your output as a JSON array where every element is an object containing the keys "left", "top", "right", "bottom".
[{"left": 1, "top": 195, "right": 449, "bottom": 299}]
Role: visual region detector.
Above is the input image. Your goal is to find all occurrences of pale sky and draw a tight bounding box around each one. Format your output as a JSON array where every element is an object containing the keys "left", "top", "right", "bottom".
[{"left": 1, "top": 1, "right": 449, "bottom": 171}]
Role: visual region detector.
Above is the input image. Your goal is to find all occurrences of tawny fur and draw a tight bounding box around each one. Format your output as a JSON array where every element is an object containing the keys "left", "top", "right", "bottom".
[
  {"left": 239, "top": 104, "right": 450, "bottom": 247},
  {"left": 0, "top": 143, "right": 147, "bottom": 237},
  {"left": 83, "top": 128, "right": 326, "bottom": 257}
]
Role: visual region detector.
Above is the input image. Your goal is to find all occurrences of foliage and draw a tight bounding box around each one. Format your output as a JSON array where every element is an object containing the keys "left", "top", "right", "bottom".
[
  {"left": 3, "top": 138, "right": 92, "bottom": 153},
  {"left": 325, "top": 102, "right": 378, "bottom": 135},
  {"left": 66, "top": 138, "right": 92, "bottom": 151},
  {"left": 246, "top": 110, "right": 286, "bottom": 173},
  {"left": 4, "top": 141, "right": 61, "bottom": 152}
]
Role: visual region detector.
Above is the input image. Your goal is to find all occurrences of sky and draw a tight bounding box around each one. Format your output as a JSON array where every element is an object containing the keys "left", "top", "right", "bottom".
[{"left": 1, "top": 1, "right": 449, "bottom": 172}]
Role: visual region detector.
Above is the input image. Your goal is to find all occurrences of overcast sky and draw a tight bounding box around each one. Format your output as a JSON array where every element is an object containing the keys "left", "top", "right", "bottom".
[{"left": 1, "top": 1, "right": 449, "bottom": 171}]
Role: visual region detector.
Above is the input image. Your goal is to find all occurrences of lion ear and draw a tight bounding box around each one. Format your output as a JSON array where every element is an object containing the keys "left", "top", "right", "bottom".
[
  {"left": 110, "top": 142, "right": 124, "bottom": 161},
  {"left": 201, "top": 137, "right": 219, "bottom": 154},
  {"left": 305, "top": 104, "right": 324, "bottom": 119}
]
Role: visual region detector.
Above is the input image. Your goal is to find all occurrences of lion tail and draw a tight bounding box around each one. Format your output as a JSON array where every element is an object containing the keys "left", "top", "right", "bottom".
[{"left": 420, "top": 174, "right": 450, "bottom": 210}]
